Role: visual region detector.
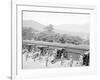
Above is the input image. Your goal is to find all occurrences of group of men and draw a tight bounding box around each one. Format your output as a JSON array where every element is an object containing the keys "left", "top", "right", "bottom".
[{"left": 23, "top": 45, "right": 90, "bottom": 67}]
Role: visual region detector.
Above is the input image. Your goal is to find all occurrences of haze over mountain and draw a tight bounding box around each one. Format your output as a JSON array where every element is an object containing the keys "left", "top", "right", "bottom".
[
  {"left": 23, "top": 20, "right": 45, "bottom": 32},
  {"left": 54, "top": 24, "right": 89, "bottom": 39},
  {"left": 55, "top": 24, "right": 89, "bottom": 33},
  {"left": 23, "top": 20, "right": 89, "bottom": 39}
]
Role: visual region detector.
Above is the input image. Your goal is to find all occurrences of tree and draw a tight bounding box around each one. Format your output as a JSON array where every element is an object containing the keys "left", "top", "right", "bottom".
[
  {"left": 66, "top": 36, "right": 83, "bottom": 45},
  {"left": 59, "top": 37, "right": 66, "bottom": 43},
  {"left": 83, "top": 39, "right": 89, "bottom": 45},
  {"left": 38, "top": 24, "right": 55, "bottom": 42},
  {"left": 22, "top": 27, "right": 35, "bottom": 40},
  {"left": 44, "top": 24, "right": 54, "bottom": 33}
]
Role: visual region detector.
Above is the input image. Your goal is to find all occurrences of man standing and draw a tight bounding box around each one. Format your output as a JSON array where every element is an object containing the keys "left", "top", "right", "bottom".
[{"left": 83, "top": 51, "right": 89, "bottom": 66}]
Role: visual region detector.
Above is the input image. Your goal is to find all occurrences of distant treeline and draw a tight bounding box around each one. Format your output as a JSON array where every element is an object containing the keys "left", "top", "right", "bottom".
[{"left": 22, "top": 24, "right": 89, "bottom": 45}]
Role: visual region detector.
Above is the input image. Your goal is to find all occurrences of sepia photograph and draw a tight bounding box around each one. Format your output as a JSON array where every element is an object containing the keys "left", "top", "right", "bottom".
[{"left": 22, "top": 11, "right": 90, "bottom": 69}]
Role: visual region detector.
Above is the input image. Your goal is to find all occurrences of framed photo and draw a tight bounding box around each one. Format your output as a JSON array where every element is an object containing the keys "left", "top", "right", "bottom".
[{"left": 11, "top": 0, "right": 97, "bottom": 80}]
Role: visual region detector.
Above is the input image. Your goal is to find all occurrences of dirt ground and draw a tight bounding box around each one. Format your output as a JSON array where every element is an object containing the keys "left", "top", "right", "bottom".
[{"left": 23, "top": 54, "right": 82, "bottom": 69}]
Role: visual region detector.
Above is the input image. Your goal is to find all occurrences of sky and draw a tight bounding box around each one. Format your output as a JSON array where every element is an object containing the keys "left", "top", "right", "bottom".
[{"left": 23, "top": 11, "right": 90, "bottom": 33}]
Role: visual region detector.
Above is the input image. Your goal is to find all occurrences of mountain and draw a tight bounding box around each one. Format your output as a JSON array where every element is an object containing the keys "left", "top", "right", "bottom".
[
  {"left": 23, "top": 20, "right": 89, "bottom": 39},
  {"left": 54, "top": 24, "right": 89, "bottom": 33},
  {"left": 54, "top": 24, "right": 89, "bottom": 39},
  {"left": 23, "top": 20, "right": 46, "bottom": 32}
]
